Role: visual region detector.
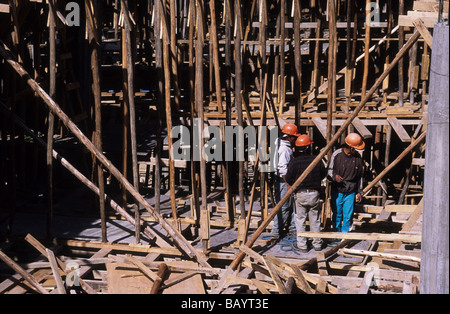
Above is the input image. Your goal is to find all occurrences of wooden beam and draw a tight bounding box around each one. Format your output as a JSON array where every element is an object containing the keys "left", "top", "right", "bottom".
[
  {"left": 340, "top": 248, "right": 421, "bottom": 263},
  {"left": 296, "top": 231, "right": 421, "bottom": 243},
  {"left": 387, "top": 117, "right": 411, "bottom": 142},
  {"left": 412, "top": 18, "right": 434, "bottom": 48},
  {"left": 46, "top": 248, "right": 67, "bottom": 294},
  {"left": 312, "top": 117, "right": 328, "bottom": 139},
  {"left": 352, "top": 117, "right": 373, "bottom": 139},
  {"left": 0, "top": 4, "right": 9, "bottom": 13}
]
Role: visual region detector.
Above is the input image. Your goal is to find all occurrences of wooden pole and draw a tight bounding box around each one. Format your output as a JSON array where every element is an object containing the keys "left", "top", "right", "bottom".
[
  {"left": 235, "top": 0, "right": 245, "bottom": 220},
  {"left": 363, "top": 131, "right": 427, "bottom": 196},
  {"left": 195, "top": 0, "right": 208, "bottom": 217},
  {"left": 159, "top": 0, "right": 178, "bottom": 222},
  {"left": 361, "top": 0, "right": 372, "bottom": 97},
  {"left": 188, "top": 0, "right": 200, "bottom": 224},
  {"left": 121, "top": 31, "right": 129, "bottom": 209},
  {"left": 293, "top": 0, "right": 302, "bottom": 126},
  {"left": 121, "top": 0, "right": 141, "bottom": 241},
  {"left": 0, "top": 40, "right": 212, "bottom": 269},
  {"left": 209, "top": 0, "right": 223, "bottom": 114},
  {"left": 327, "top": 0, "right": 337, "bottom": 142},
  {"left": 229, "top": 30, "right": 421, "bottom": 271},
  {"left": 279, "top": 0, "right": 285, "bottom": 114},
  {"left": 47, "top": 0, "right": 56, "bottom": 239},
  {"left": 398, "top": 0, "right": 405, "bottom": 106},
  {"left": 154, "top": 0, "right": 164, "bottom": 214},
  {"left": 310, "top": 0, "right": 322, "bottom": 98},
  {"left": 224, "top": 0, "right": 233, "bottom": 222},
  {"left": 344, "top": 0, "right": 353, "bottom": 113},
  {"left": 150, "top": 263, "right": 168, "bottom": 294},
  {"left": 86, "top": 0, "right": 108, "bottom": 243},
  {"left": 170, "top": 0, "right": 181, "bottom": 112}
]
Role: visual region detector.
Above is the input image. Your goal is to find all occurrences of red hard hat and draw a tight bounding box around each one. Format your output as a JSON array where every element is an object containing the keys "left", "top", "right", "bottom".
[
  {"left": 281, "top": 124, "right": 300, "bottom": 136},
  {"left": 345, "top": 133, "right": 365, "bottom": 150},
  {"left": 296, "top": 134, "right": 313, "bottom": 147}
]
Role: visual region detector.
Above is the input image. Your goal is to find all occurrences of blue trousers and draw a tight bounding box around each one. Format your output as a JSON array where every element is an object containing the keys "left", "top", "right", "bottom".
[{"left": 331, "top": 189, "right": 355, "bottom": 233}]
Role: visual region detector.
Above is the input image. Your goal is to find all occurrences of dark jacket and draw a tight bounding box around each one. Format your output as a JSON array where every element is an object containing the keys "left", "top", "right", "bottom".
[
  {"left": 327, "top": 148, "right": 364, "bottom": 194},
  {"left": 285, "top": 153, "right": 327, "bottom": 192}
]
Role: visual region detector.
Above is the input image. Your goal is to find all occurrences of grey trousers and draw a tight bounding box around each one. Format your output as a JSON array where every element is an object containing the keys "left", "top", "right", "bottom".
[{"left": 294, "top": 190, "right": 323, "bottom": 249}]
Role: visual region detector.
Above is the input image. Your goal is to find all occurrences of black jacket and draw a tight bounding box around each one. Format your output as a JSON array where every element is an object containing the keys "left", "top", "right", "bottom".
[
  {"left": 327, "top": 148, "right": 364, "bottom": 194},
  {"left": 285, "top": 153, "right": 327, "bottom": 192}
]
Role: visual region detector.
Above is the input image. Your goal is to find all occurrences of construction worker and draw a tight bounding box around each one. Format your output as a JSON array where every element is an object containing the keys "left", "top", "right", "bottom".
[
  {"left": 271, "top": 123, "right": 299, "bottom": 239},
  {"left": 327, "top": 133, "right": 365, "bottom": 234},
  {"left": 285, "top": 135, "right": 327, "bottom": 252}
]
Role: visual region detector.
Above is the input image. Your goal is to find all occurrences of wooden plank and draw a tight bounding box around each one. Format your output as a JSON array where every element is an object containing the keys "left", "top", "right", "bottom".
[
  {"left": 352, "top": 117, "right": 373, "bottom": 139},
  {"left": 290, "top": 264, "right": 315, "bottom": 294},
  {"left": 340, "top": 248, "right": 421, "bottom": 263},
  {"left": 296, "top": 231, "right": 422, "bottom": 243},
  {"left": 398, "top": 14, "right": 444, "bottom": 28},
  {"left": 317, "top": 252, "right": 329, "bottom": 276},
  {"left": 401, "top": 200, "right": 423, "bottom": 232},
  {"left": 312, "top": 117, "right": 328, "bottom": 139},
  {"left": 387, "top": 117, "right": 411, "bottom": 142},
  {"left": 57, "top": 239, "right": 183, "bottom": 256},
  {"left": 412, "top": 18, "right": 434, "bottom": 48},
  {"left": 413, "top": 1, "right": 449, "bottom": 13},
  {"left": 0, "top": 4, "right": 9, "bottom": 13},
  {"left": 46, "top": 249, "right": 66, "bottom": 294},
  {"left": 358, "top": 266, "right": 376, "bottom": 294},
  {"left": 263, "top": 257, "right": 287, "bottom": 294},
  {"left": 412, "top": 158, "right": 426, "bottom": 167},
  {"left": 106, "top": 262, "right": 154, "bottom": 294},
  {"left": 385, "top": 205, "right": 418, "bottom": 213}
]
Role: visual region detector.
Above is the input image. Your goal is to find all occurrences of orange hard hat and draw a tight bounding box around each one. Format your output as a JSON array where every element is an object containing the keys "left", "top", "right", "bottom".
[
  {"left": 296, "top": 134, "right": 313, "bottom": 147},
  {"left": 345, "top": 133, "right": 365, "bottom": 150},
  {"left": 281, "top": 124, "right": 300, "bottom": 137}
]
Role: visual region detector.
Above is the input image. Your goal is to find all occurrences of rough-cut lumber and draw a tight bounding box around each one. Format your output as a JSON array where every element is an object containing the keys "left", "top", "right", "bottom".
[
  {"left": 412, "top": 18, "right": 434, "bottom": 48},
  {"left": 46, "top": 248, "right": 66, "bottom": 294},
  {"left": 296, "top": 232, "right": 421, "bottom": 243},
  {"left": 340, "top": 248, "right": 422, "bottom": 263},
  {"left": 387, "top": 117, "right": 411, "bottom": 142}
]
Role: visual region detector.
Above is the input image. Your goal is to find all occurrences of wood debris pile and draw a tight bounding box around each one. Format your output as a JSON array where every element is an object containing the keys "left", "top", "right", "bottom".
[{"left": 0, "top": 199, "right": 423, "bottom": 294}]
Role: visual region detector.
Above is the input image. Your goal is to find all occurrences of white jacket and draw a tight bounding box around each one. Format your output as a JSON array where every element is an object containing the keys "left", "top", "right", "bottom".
[{"left": 275, "top": 137, "right": 293, "bottom": 177}]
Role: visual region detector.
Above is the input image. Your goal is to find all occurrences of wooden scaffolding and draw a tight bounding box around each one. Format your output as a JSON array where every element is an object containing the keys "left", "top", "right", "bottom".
[{"left": 0, "top": 0, "right": 448, "bottom": 295}]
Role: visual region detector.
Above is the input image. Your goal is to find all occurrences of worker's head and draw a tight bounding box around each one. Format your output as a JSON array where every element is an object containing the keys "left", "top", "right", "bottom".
[
  {"left": 344, "top": 133, "right": 365, "bottom": 154},
  {"left": 295, "top": 134, "right": 313, "bottom": 153},
  {"left": 281, "top": 124, "right": 300, "bottom": 145}
]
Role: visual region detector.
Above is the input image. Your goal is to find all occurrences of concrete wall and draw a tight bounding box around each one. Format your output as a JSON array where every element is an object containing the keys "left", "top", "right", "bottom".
[{"left": 420, "top": 21, "right": 449, "bottom": 294}]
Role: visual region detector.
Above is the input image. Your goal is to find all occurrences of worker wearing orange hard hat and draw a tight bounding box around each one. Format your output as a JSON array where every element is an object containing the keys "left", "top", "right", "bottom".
[
  {"left": 327, "top": 133, "right": 365, "bottom": 236},
  {"left": 271, "top": 124, "right": 300, "bottom": 239},
  {"left": 285, "top": 134, "right": 327, "bottom": 252}
]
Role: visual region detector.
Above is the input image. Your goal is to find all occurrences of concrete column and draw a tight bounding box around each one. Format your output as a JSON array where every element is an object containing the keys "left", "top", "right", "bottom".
[{"left": 420, "top": 22, "right": 449, "bottom": 294}]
